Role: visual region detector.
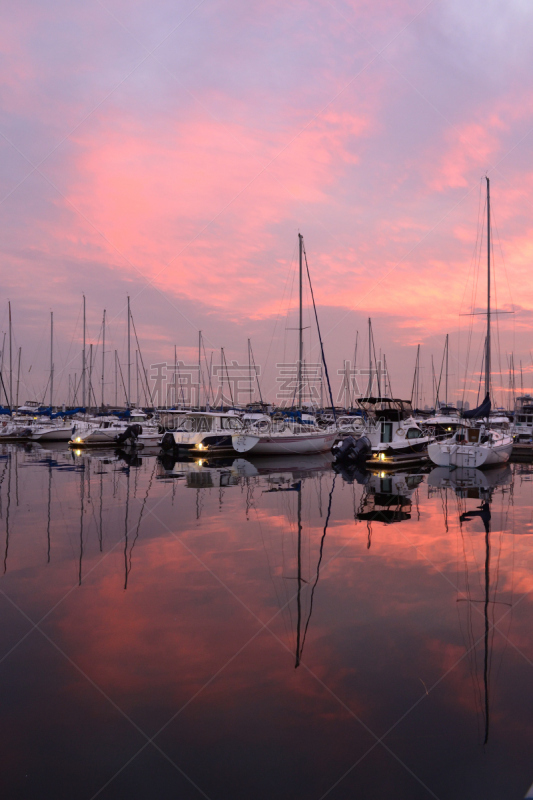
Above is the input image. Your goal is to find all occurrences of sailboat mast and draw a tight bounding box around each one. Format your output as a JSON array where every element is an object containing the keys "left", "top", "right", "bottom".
[
  {"left": 298, "top": 234, "right": 303, "bottom": 409},
  {"left": 248, "top": 339, "right": 252, "bottom": 405},
  {"left": 135, "top": 350, "right": 139, "bottom": 407},
  {"left": 8, "top": 301, "right": 12, "bottom": 408},
  {"left": 127, "top": 295, "right": 131, "bottom": 408},
  {"left": 174, "top": 344, "right": 177, "bottom": 407},
  {"left": 89, "top": 343, "right": 93, "bottom": 413},
  {"left": 101, "top": 309, "right": 106, "bottom": 409},
  {"left": 367, "top": 318, "right": 372, "bottom": 396},
  {"left": 486, "top": 176, "right": 491, "bottom": 398},
  {"left": 16, "top": 347, "right": 21, "bottom": 408},
  {"left": 198, "top": 331, "right": 202, "bottom": 408},
  {"left": 445, "top": 333, "right": 449, "bottom": 407},
  {"left": 82, "top": 294, "right": 86, "bottom": 409},
  {"left": 49, "top": 311, "right": 53, "bottom": 409}
]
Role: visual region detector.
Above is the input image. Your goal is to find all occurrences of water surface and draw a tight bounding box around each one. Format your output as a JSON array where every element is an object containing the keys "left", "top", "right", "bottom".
[{"left": 0, "top": 443, "right": 532, "bottom": 799}]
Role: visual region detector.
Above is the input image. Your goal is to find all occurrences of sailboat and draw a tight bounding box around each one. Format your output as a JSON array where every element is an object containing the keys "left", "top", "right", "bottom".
[
  {"left": 428, "top": 178, "right": 513, "bottom": 469},
  {"left": 232, "top": 234, "right": 337, "bottom": 457}
]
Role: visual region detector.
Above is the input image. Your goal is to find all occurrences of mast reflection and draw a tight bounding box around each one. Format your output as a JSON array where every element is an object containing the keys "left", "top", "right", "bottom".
[{"left": 428, "top": 464, "right": 513, "bottom": 744}]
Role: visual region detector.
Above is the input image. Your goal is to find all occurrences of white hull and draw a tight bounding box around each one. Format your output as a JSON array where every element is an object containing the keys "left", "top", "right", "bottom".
[
  {"left": 135, "top": 433, "right": 161, "bottom": 447},
  {"left": 232, "top": 431, "right": 337, "bottom": 456},
  {"left": 428, "top": 437, "right": 513, "bottom": 468},
  {"left": 31, "top": 426, "right": 74, "bottom": 442}
]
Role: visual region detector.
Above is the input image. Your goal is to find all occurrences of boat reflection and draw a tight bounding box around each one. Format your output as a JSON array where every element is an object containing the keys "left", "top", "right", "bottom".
[
  {"left": 427, "top": 464, "right": 512, "bottom": 495},
  {"left": 428, "top": 463, "right": 514, "bottom": 745},
  {"left": 157, "top": 452, "right": 334, "bottom": 487}
]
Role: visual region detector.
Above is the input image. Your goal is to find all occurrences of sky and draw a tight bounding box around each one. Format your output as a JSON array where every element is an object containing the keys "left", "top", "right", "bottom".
[{"left": 1, "top": 0, "right": 533, "bottom": 407}]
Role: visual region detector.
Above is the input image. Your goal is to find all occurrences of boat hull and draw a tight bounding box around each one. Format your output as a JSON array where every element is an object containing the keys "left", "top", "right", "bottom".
[
  {"left": 232, "top": 431, "right": 337, "bottom": 456},
  {"left": 428, "top": 438, "right": 513, "bottom": 468},
  {"left": 31, "top": 426, "right": 74, "bottom": 442}
]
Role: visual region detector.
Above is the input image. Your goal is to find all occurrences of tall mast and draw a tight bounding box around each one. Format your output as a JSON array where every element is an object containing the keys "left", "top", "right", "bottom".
[
  {"left": 89, "top": 343, "right": 93, "bottom": 412},
  {"left": 367, "top": 317, "right": 372, "bottom": 397},
  {"left": 114, "top": 350, "right": 118, "bottom": 407},
  {"left": 445, "top": 333, "right": 449, "bottom": 407},
  {"left": 101, "top": 309, "right": 106, "bottom": 409},
  {"left": 486, "top": 176, "right": 491, "bottom": 398},
  {"left": 248, "top": 338, "right": 252, "bottom": 405},
  {"left": 127, "top": 295, "right": 131, "bottom": 408},
  {"left": 174, "top": 344, "right": 177, "bottom": 407},
  {"left": 8, "top": 301, "right": 12, "bottom": 408},
  {"left": 343, "top": 360, "right": 349, "bottom": 409},
  {"left": 49, "top": 311, "right": 54, "bottom": 408},
  {"left": 135, "top": 350, "right": 139, "bottom": 407},
  {"left": 198, "top": 331, "right": 202, "bottom": 408},
  {"left": 351, "top": 331, "right": 358, "bottom": 406},
  {"left": 16, "top": 347, "right": 21, "bottom": 408},
  {"left": 298, "top": 234, "right": 303, "bottom": 409},
  {"left": 220, "top": 346, "right": 223, "bottom": 411},
  {"left": 82, "top": 295, "right": 86, "bottom": 409}
]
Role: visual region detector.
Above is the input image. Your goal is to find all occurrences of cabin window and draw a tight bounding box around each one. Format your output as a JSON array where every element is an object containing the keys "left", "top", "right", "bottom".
[
  {"left": 381, "top": 422, "right": 393, "bottom": 443},
  {"left": 197, "top": 417, "right": 213, "bottom": 432},
  {"left": 519, "top": 416, "right": 526, "bottom": 423},
  {"left": 406, "top": 428, "right": 422, "bottom": 439},
  {"left": 221, "top": 417, "right": 242, "bottom": 430}
]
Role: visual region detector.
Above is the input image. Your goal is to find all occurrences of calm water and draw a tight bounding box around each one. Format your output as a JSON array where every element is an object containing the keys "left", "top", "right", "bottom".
[{"left": 0, "top": 443, "right": 532, "bottom": 800}]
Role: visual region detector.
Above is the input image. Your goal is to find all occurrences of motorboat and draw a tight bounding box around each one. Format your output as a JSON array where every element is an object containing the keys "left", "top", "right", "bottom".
[
  {"left": 30, "top": 420, "right": 76, "bottom": 442},
  {"left": 160, "top": 410, "right": 244, "bottom": 454},
  {"left": 69, "top": 410, "right": 158, "bottom": 447},
  {"left": 512, "top": 395, "right": 533, "bottom": 441},
  {"left": 232, "top": 414, "right": 337, "bottom": 456},
  {"left": 334, "top": 415, "right": 433, "bottom": 469}
]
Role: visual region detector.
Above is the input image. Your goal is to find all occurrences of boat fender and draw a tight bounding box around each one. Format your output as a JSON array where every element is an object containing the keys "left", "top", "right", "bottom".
[{"left": 396, "top": 428, "right": 405, "bottom": 437}]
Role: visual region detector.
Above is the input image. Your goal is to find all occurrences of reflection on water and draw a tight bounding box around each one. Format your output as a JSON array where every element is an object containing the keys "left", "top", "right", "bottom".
[{"left": 0, "top": 443, "right": 532, "bottom": 799}]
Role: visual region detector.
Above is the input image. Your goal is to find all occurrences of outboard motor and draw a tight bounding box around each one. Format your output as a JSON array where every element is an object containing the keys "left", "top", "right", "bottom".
[
  {"left": 115, "top": 423, "right": 143, "bottom": 446},
  {"left": 160, "top": 432, "right": 175, "bottom": 452},
  {"left": 333, "top": 435, "right": 371, "bottom": 463}
]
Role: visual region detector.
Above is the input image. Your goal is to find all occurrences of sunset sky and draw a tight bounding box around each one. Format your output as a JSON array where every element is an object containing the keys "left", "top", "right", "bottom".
[{"left": 1, "top": 0, "right": 532, "bottom": 406}]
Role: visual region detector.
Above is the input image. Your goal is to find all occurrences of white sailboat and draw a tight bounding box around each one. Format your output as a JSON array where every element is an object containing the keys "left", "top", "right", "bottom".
[
  {"left": 232, "top": 234, "right": 337, "bottom": 457},
  {"left": 428, "top": 178, "right": 513, "bottom": 469}
]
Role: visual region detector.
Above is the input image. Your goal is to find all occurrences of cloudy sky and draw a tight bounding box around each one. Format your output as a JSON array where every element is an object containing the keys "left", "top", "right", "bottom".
[{"left": 1, "top": 0, "right": 532, "bottom": 407}]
